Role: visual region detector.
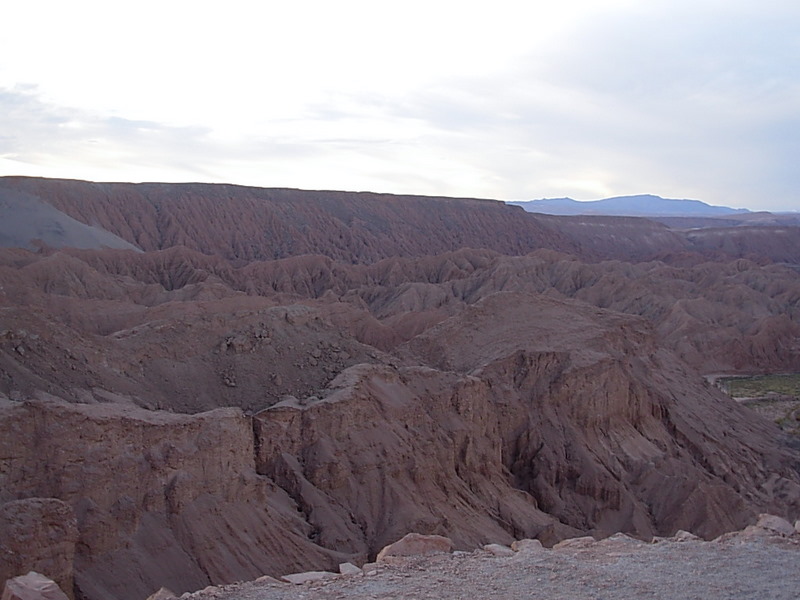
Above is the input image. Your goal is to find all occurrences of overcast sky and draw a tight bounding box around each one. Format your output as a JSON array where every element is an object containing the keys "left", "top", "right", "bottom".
[{"left": 2, "top": 1, "right": 799, "bottom": 211}]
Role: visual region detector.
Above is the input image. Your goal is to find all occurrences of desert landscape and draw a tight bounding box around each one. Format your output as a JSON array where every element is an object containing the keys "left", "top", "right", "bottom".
[{"left": 1, "top": 177, "right": 800, "bottom": 599}]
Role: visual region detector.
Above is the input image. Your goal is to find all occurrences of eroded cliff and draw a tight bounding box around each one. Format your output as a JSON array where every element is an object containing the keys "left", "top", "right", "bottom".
[{"left": 1, "top": 179, "right": 799, "bottom": 600}]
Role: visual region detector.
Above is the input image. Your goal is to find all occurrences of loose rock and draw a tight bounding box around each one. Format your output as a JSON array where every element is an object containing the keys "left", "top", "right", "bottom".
[
  {"left": 755, "top": 514, "right": 797, "bottom": 537},
  {"left": 280, "top": 571, "right": 338, "bottom": 585},
  {"left": 376, "top": 533, "right": 454, "bottom": 562},
  {"left": 338, "top": 563, "right": 362, "bottom": 576},
  {"left": 1, "top": 572, "right": 69, "bottom": 600}
]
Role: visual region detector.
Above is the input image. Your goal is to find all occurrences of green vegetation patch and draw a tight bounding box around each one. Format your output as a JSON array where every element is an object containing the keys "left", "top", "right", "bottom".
[
  {"left": 720, "top": 373, "right": 800, "bottom": 399},
  {"left": 719, "top": 373, "right": 800, "bottom": 437}
]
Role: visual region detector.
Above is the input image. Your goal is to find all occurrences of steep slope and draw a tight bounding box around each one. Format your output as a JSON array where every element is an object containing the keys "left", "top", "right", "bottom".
[
  {"left": 0, "top": 188, "right": 141, "bottom": 251},
  {"left": 401, "top": 292, "right": 800, "bottom": 537},
  {"left": 4, "top": 177, "right": 800, "bottom": 265},
  {"left": 0, "top": 398, "right": 350, "bottom": 600},
  {"left": 685, "top": 226, "right": 800, "bottom": 264},
  {"left": 0, "top": 177, "right": 578, "bottom": 263},
  {"left": 4, "top": 288, "right": 797, "bottom": 599}
]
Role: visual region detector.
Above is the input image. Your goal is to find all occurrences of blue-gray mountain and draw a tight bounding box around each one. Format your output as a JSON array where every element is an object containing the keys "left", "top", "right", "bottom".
[{"left": 508, "top": 194, "right": 750, "bottom": 217}]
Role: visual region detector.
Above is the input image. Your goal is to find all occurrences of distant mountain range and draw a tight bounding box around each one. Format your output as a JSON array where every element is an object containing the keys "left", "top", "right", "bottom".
[{"left": 507, "top": 194, "right": 751, "bottom": 217}]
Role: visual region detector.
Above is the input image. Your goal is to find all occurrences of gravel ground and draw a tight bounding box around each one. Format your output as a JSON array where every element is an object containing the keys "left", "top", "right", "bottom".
[{"left": 186, "top": 533, "right": 800, "bottom": 600}]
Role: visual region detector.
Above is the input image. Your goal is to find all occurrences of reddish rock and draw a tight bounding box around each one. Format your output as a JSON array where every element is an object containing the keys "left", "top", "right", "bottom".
[
  {"left": 0, "top": 177, "right": 799, "bottom": 600},
  {"left": 0, "top": 499, "right": 77, "bottom": 600},
  {"left": 0, "top": 399, "right": 346, "bottom": 600}
]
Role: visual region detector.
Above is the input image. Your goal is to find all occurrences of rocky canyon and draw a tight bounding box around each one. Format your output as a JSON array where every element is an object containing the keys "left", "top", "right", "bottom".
[{"left": 1, "top": 177, "right": 799, "bottom": 600}]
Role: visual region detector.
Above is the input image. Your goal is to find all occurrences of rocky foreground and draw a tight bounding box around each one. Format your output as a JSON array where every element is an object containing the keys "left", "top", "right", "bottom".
[
  {"left": 172, "top": 516, "right": 800, "bottom": 600},
  {"left": 9, "top": 516, "right": 794, "bottom": 600}
]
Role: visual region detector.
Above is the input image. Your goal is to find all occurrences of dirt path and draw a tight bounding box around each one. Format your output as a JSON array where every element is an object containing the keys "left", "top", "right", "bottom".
[{"left": 185, "top": 533, "right": 800, "bottom": 600}]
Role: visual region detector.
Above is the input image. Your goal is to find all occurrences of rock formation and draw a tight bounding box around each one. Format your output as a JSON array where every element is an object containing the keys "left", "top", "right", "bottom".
[
  {"left": 1, "top": 572, "right": 70, "bottom": 600},
  {"left": 0, "top": 500, "right": 77, "bottom": 600},
  {"left": 0, "top": 177, "right": 799, "bottom": 600}
]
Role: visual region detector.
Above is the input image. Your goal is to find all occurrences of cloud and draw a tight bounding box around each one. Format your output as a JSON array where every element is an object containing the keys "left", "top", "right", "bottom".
[
  {"left": 1, "top": 2, "right": 799, "bottom": 210},
  {"left": 352, "top": 2, "right": 800, "bottom": 208},
  {"left": 0, "top": 86, "right": 332, "bottom": 184}
]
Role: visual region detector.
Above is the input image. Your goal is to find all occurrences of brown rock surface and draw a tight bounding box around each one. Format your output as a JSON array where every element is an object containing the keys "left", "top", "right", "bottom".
[
  {"left": 0, "top": 177, "right": 799, "bottom": 600},
  {"left": 401, "top": 292, "right": 800, "bottom": 538},
  {"left": 0, "top": 177, "right": 578, "bottom": 263},
  {"left": 0, "top": 399, "right": 348, "bottom": 600},
  {"left": 1, "top": 572, "right": 69, "bottom": 600},
  {"left": 4, "top": 176, "right": 799, "bottom": 265},
  {"left": 0, "top": 500, "right": 77, "bottom": 600}
]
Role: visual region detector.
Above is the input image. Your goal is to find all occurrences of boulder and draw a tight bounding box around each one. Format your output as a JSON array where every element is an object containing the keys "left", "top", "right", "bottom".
[
  {"left": 2, "top": 572, "right": 69, "bottom": 600},
  {"left": 376, "top": 533, "right": 454, "bottom": 562},
  {"left": 0, "top": 499, "right": 78, "bottom": 600},
  {"left": 670, "top": 530, "right": 700, "bottom": 542},
  {"left": 338, "top": 563, "right": 362, "bottom": 576},
  {"left": 755, "top": 514, "right": 796, "bottom": 537},
  {"left": 361, "top": 563, "right": 379, "bottom": 575}
]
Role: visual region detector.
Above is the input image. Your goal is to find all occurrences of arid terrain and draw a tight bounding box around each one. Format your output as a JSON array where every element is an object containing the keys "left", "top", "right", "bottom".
[{"left": 1, "top": 177, "right": 799, "bottom": 600}]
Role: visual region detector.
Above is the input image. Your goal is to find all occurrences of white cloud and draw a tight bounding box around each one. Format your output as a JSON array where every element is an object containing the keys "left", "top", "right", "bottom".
[{"left": 1, "top": 1, "right": 799, "bottom": 210}]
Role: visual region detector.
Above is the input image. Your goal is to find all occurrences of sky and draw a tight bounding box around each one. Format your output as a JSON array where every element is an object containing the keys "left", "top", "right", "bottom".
[{"left": 1, "top": 1, "right": 799, "bottom": 211}]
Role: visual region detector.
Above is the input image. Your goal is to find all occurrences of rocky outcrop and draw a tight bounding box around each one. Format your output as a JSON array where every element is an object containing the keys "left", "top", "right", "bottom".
[
  {"left": 1, "top": 178, "right": 799, "bottom": 600},
  {"left": 1, "top": 572, "right": 69, "bottom": 600},
  {"left": 401, "top": 292, "right": 800, "bottom": 538},
  {"left": 252, "top": 363, "right": 578, "bottom": 557},
  {"left": 2, "top": 246, "right": 798, "bottom": 413},
  {"left": 0, "top": 398, "right": 347, "bottom": 600},
  {"left": 0, "top": 500, "right": 77, "bottom": 600},
  {"left": 250, "top": 294, "right": 800, "bottom": 555}
]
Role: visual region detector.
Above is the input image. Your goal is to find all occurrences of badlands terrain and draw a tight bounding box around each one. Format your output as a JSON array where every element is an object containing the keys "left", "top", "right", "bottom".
[{"left": 1, "top": 177, "right": 799, "bottom": 599}]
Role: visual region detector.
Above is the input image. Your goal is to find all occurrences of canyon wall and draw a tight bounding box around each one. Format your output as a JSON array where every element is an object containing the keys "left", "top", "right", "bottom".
[{"left": 1, "top": 178, "right": 799, "bottom": 599}]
